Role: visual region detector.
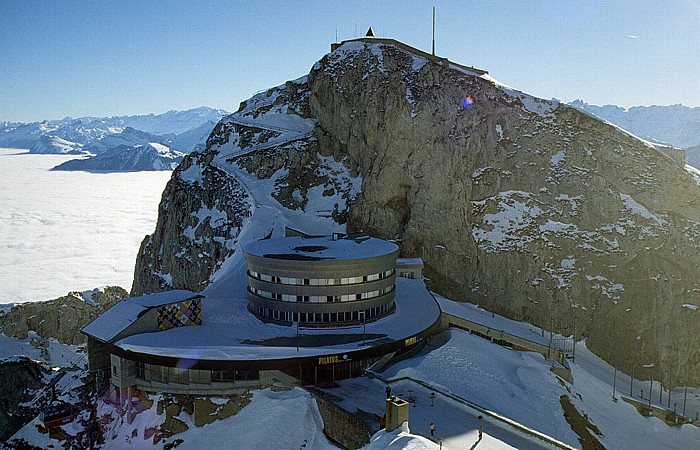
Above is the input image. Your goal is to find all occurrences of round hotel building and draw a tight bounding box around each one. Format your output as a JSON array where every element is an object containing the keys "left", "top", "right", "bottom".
[{"left": 244, "top": 235, "right": 399, "bottom": 326}]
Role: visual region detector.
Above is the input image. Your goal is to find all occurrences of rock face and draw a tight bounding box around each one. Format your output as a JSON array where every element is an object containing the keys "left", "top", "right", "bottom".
[
  {"left": 131, "top": 39, "right": 700, "bottom": 385},
  {"left": 130, "top": 152, "right": 252, "bottom": 295},
  {"left": 0, "top": 356, "right": 50, "bottom": 441},
  {"left": 0, "top": 287, "right": 127, "bottom": 345}
]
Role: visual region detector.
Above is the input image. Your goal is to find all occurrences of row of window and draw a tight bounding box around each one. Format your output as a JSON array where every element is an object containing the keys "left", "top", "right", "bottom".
[
  {"left": 248, "top": 269, "right": 394, "bottom": 286},
  {"left": 134, "top": 362, "right": 259, "bottom": 383},
  {"left": 250, "top": 303, "right": 393, "bottom": 324},
  {"left": 249, "top": 285, "right": 394, "bottom": 303}
]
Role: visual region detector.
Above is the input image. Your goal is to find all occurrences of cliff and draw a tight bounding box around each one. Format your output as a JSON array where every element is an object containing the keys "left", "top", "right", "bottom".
[
  {"left": 0, "top": 286, "right": 127, "bottom": 345},
  {"left": 131, "top": 39, "right": 700, "bottom": 385}
]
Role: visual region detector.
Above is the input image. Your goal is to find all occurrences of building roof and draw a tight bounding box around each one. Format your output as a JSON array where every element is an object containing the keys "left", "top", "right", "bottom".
[
  {"left": 396, "top": 258, "right": 424, "bottom": 267},
  {"left": 81, "top": 290, "right": 201, "bottom": 343},
  {"left": 111, "top": 277, "right": 440, "bottom": 362},
  {"left": 243, "top": 235, "right": 399, "bottom": 261}
]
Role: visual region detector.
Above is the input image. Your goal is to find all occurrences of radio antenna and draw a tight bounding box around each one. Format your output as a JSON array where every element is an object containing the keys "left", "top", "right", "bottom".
[{"left": 432, "top": 6, "right": 436, "bottom": 55}]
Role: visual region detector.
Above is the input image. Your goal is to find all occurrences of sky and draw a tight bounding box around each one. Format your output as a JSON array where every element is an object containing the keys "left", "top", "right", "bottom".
[{"left": 0, "top": 0, "right": 698, "bottom": 122}]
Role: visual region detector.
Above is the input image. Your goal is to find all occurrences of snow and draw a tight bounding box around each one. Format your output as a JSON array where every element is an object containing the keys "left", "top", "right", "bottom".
[
  {"left": 471, "top": 190, "right": 542, "bottom": 252},
  {"left": 11, "top": 387, "right": 337, "bottom": 450},
  {"left": 81, "top": 287, "right": 103, "bottom": 306},
  {"left": 179, "top": 162, "right": 205, "bottom": 184},
  {"left": 81, "top": 290, "right": 200, "bottom": 342},
  {"left": 619, "top": 193, "right": 665, "bottom": 225},
  {"left": 0, "top": 148, "right": 171, "bottom": 305},
  {"left": 550, "top": 150, "right": 566, "bottom": 165},
  {"left": 682, "top": 304, "right": 699, "bottom": 310},
  {"left": 244, "top": 235, "right": 398, "bottom": 260},
  {"left": 113, "top": 277, "right": 440, "bottom": 361},
  {"left": 382, "top": 329, "right": 577, "bottom": 445},
  {"left": 411, "top": 54, "right": 428, "bottom": 72},
  {"left": 684, "top": 164, "right": 700, "bottom": 185},
  {"left": 569, "top": 342, "right": 700, "bottom": 450},
  {"left": 480, "top": 74, "right": 558, "bottom": 118},
  {"left": 192, "top": 204, "right": 229, "bottom": 226},
  {"left": 364, "top": 423, "right": 437, "bottom": 449},
  {"left": 0, "top": 331, "right": 83, "bottom": 368},
  {"left": 172, "top": 388, "right": 337, "bottom": 450},
  {"left": 435, "top": 295, "right": 551, "bottom": 347}
]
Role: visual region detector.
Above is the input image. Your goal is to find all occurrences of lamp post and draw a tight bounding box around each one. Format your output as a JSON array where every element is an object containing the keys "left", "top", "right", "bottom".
[
  {"left": 363, "top": 312, "right": 367, "bottom": 345},
  {"left": 296, "top": 302, "right": 300, "bottom": 352},
  {"left": 642, "top": 363, "right": 655, "bottom": 407}
]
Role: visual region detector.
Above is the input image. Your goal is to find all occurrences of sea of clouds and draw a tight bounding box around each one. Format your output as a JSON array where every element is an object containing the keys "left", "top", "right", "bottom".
[{"left": 0, "top": 148, "right": 171, "bottom": 304}]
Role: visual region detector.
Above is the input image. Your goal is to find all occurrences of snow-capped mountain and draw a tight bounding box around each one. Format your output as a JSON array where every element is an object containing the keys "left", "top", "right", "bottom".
[
  {"left": 569, "top": 99, "right": 700, "bottom": 149},
  {"left": 82, "top": 127, "right": 166, "bottom": 154},
  {"left": 52, "top": 143, "right": 185, "bottom": 172},
  {"left": 162, "top": 119, "right": 218, "bottom": 153},
  {"left": 116, "top": 106, "right": 227, "bottom": 136},
  {"left": 29, "top": 134, "right": 84, "bottom": 154},
  {"left": 0, "top": 107, "right": 227, "bottom": 156}
]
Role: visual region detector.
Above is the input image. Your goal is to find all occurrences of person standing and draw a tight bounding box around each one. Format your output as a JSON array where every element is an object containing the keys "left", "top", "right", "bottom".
[
  {"left": 429, "top": 422, "right": 436, "bottom": 437},
  {"left": 386, "top": 385, "right": 391, "bottom": 399}
]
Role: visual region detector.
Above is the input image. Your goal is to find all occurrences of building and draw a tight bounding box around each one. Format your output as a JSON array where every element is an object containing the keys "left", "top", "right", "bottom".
[
  {"left": 244, "top": 235, "right": 400, "bottom": 326},
  {"left": 82, "top": 234, "right": 439, "bottom": 395}
]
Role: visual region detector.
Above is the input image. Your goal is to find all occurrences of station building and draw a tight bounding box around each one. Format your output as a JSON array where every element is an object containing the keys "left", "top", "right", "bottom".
[
  {"left": 82, "top": 233, "right": 441, "bottom": 395},
  {"left": 245, "top": 235, "right": 399, "bottom": 326}
]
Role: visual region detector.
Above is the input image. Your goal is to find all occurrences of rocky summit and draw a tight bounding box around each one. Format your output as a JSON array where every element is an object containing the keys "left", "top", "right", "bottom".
[{"left": 132, "top": 38, "right": 700, "bottom": 385}]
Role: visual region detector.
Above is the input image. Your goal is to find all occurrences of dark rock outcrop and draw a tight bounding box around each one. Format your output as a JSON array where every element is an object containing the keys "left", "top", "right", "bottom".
[
  {"left": 0, "top": 357, "right": 50, "bottom": 442},
  {"left": 0, "top": 286, "right": 127, "bottom": 345}
]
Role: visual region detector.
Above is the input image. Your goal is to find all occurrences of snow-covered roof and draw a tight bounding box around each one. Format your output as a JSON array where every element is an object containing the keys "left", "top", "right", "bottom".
[
  {"left": 435, "top": 295, "right": 551, "bottom": 347},
  {"left": 244, "top": 235, "right": 399, "bottom": 261},
  {"left": 112, "top": 277, "right": 439, "bottom": 361},
  {"left": 396, "top": 258, "right": 423, "bottom": 266},
  {"left": 81, "top": 290, "right": 201, "bottom": 343}
]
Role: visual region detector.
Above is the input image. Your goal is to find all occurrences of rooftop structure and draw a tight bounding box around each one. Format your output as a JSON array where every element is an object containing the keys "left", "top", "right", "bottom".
[{"left": 330, "top": 36, "right": 488, "bottom": 76}]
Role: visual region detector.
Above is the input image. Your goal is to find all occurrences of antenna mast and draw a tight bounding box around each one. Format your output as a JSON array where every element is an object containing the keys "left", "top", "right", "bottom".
[{"left": 432, "top": 6, "right": 435, "bottom": 55}]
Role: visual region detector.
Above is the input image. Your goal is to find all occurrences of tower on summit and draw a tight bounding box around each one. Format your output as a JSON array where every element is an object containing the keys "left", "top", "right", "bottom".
[{"left": 366, "top": 27, "right": 375, "bottom": 37}]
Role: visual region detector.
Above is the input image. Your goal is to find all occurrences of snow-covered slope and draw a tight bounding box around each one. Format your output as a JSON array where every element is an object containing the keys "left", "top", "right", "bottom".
[
  {"left": 51, "top": 143, "right": 185, "bottom": 172},
  {"left": 29, "top": 134, "right": 83, "bottom": 154}
]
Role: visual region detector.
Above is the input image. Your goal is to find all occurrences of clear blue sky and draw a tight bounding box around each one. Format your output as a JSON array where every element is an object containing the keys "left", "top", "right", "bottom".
[{"left": 1, "top": 0, "right": 698, "bottom": 122}]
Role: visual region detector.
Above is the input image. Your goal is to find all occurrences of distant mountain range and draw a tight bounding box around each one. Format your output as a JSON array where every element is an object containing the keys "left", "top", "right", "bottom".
[
  {"left": 569, "top": 100, "right": 700, "bottom": 148},
  {"left": 0, "top": 107, "right": 228, "bottom": 171},
  {"left": 52, "top": 143, "right": 185, "bottom": 172}
]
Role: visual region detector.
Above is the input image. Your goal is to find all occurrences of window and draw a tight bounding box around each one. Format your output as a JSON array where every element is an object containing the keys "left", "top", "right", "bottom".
[
  {"left": 113, "top": 365, "right": 118, "bottom": 376},
  {"left": 135, "top": 362, "right": 145, "bottom": 380},
  {"left": 171, "top": 368, "right": 188, "bottom": 384}
]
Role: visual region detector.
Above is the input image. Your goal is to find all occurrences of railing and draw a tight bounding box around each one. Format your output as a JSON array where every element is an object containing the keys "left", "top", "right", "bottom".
[{"left": 366, "top": 369, "right": 577, "bottom": 450}]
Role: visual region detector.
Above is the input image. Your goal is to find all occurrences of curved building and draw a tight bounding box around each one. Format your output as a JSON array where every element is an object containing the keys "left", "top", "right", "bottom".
[{"left": 244, "top": 235, "right": 399, "bottom": 326}]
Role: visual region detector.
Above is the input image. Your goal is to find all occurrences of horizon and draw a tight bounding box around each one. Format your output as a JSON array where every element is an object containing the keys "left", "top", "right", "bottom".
[{"left": 1, "top": 1, "right": 699, "bottom": 122}]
